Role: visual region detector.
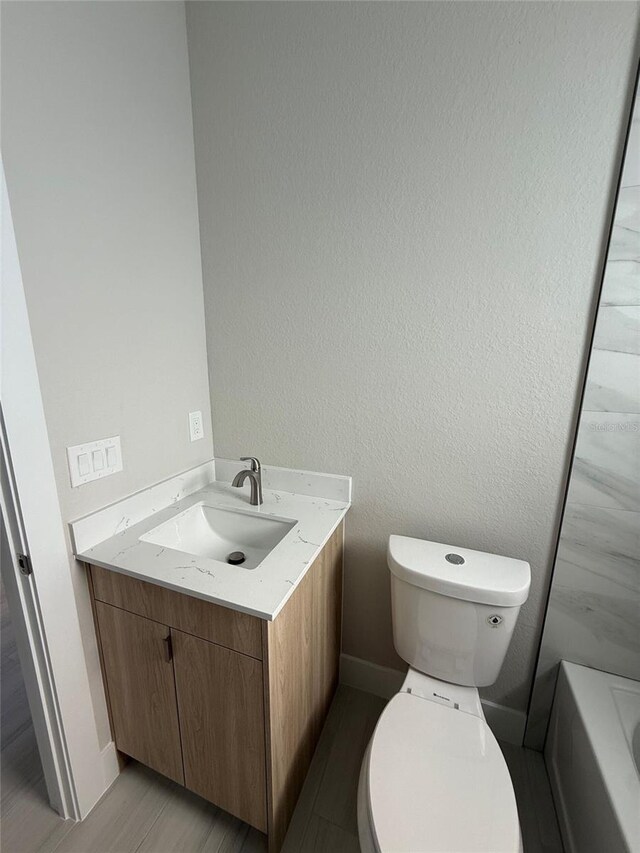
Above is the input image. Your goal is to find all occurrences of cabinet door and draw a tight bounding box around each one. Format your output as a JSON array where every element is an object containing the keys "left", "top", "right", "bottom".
[
  {"left": 172, "top": 630, "right": 267, "bottom": 831},
  {"left": 95, "top": 601, "right": 184, "bottom": 784}
]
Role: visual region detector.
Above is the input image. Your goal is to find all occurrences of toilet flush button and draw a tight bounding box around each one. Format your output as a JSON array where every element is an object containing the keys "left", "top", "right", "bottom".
[{"left": 445, "top": 553, "right": 465, "bottom": 565}]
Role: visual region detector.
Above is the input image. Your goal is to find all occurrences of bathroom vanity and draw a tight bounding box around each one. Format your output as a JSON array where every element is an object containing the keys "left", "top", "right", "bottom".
[{"left": 73, "top": 461, "right": 350, "bottom": 852}]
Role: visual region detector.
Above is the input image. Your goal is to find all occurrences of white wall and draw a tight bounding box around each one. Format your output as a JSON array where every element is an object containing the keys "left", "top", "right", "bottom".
[
  {"left": 2, "top": 1, "right": 212, "bottom": 745},
  {"left": 187, "top": 1, "right": 639, "bottom": 712}
]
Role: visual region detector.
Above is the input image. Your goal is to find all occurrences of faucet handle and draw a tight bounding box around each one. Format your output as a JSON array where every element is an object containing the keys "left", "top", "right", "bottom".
[{"left": 240, "top": 456, "right": 261, "bottom": 473}]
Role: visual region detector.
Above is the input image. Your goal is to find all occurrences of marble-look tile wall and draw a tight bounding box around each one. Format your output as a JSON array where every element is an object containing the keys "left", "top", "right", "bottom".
[{"left": 525, "top": 88, "right": 640, "bottom": 750}]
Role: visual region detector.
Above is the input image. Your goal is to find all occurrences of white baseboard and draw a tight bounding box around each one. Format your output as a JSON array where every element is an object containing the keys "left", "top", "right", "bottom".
[
  {"left": 480, "top": 698, "right": 527, "bottom": 746},
  {"left": 339, "top": 653, "right": 526, "bottom": 745},
  {"left": 340, "top": 653, "right": 404, "bottom": 699},
  {"left": 77, "top": 740, "right": 120, "bottom": 820},
  {"left": 99, "top": 743, "right": 120, "bottom": 798}
]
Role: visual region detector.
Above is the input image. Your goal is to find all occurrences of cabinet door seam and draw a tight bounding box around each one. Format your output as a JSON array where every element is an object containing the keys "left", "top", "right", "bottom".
[{"left": 169, "top": 628, "right": 187, "bottom": 784}]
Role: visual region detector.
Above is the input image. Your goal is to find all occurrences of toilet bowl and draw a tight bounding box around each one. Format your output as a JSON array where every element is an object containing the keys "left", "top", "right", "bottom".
[{"left": 357, "top": 536, "right": 530, "bottom": 853}]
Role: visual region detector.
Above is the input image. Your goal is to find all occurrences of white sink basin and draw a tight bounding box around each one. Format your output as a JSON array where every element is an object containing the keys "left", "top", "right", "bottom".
[{"left": 139, "top": 502, "right": 297, "bottom": 569}]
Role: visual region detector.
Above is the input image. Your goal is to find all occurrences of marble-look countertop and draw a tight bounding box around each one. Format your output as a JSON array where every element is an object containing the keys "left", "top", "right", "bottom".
[{"left": 74, "top": 479, "right": 349, "bottom": 620}]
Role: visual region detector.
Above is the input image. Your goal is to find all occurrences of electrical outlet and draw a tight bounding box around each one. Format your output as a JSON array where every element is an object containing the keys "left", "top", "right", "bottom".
[{"left": 189, "top": 411, "right": 204, "bottom": 442}]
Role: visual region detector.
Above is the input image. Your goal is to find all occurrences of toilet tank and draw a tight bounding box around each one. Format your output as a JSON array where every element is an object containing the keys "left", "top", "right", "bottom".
[{"left": 388, "top": 536, "right": 530, "bottom": 688}]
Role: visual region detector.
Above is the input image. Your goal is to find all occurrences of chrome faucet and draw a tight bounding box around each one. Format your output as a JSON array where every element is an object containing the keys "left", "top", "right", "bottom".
[{"left": 231, "top": 456, "right": 263, "bottom": 506}]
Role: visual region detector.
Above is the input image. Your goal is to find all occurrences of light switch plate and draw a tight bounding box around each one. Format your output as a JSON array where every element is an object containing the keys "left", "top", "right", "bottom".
[
  {"left": 189, "top": 411, "right": 204, "bottom": 442},
  {"left": 67, "top": 436, "right": 123, "bottom": 487}
]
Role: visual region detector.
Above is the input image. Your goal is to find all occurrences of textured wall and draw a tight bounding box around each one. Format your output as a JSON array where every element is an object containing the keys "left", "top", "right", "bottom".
[
  {"left": 1, "top": 1, "right": 213, "bottom": 523},
  {"left": 1, "top": 1, "right": 213, "bottom": 745},
  {"left": 526, "top": 84, "right": 640, "bottom": 748},
  {"left": 187, "top": 1, "right": 639, "bottom": 711}
]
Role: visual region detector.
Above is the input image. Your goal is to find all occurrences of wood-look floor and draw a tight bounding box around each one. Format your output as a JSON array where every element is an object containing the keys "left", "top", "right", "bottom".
[{"left": 1, "top": 586, "right": 563, "bottom": 852}]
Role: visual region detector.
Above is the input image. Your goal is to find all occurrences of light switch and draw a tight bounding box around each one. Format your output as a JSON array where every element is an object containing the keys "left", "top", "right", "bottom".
[{"left": 67, "top": 436, "right": 123, "bottom": 487}]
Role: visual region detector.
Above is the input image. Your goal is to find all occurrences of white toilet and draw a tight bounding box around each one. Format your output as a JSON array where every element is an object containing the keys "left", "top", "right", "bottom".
[{"left": 357, "top": 535, "right": 531, "bottom": 853}]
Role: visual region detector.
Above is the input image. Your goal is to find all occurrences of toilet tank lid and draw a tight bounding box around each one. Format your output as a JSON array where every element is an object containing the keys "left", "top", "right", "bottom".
[{"left": 388, "top": 535, "right": 530, "bottom": 607}]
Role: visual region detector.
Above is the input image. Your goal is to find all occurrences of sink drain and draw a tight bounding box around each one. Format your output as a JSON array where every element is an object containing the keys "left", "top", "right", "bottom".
[{"left": 227, "top": 551, "right": 246, "bottom": 565}]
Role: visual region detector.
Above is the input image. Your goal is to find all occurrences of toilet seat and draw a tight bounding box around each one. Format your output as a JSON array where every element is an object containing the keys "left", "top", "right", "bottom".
[{"left": 362, "top": 692, "right": 521, "bottom": 853}]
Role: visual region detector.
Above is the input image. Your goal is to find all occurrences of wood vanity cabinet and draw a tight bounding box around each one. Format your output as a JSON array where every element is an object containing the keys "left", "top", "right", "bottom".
[
  {"left": 87, "top": 521, "right": 343, "bottom": 853},
  {"left": 93, "top": 603, "right": 185, "bottom": 786}
]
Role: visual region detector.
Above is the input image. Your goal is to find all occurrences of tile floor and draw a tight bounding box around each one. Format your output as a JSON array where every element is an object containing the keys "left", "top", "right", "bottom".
[{"left": 1, "top": 587, "right": 563, "bottom": 852}]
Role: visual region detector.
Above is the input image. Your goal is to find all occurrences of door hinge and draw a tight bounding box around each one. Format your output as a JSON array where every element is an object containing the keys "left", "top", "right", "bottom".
[{"left": 17, "top": 553, "right": 33, "bottom": 576}]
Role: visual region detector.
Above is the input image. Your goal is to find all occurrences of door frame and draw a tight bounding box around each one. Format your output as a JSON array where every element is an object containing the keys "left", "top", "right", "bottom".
[
  {"left": 1, "top": 165, "right": 118, "bottom": 819},
  {"left": 1, "top": 416, "right": 75, "bottom": 817}
]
